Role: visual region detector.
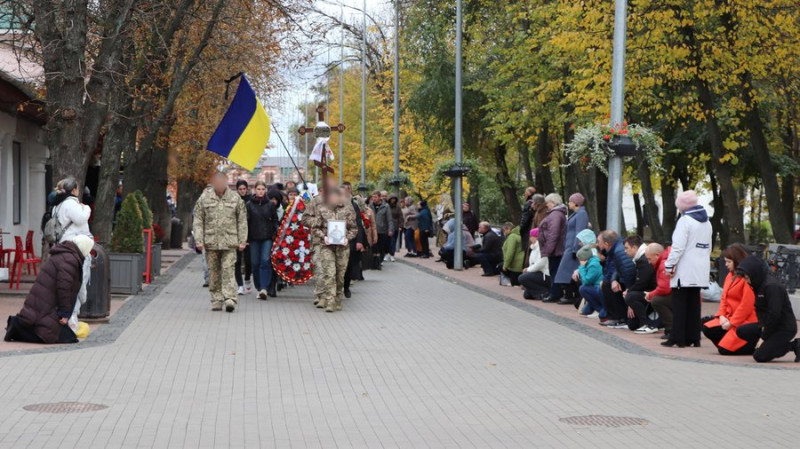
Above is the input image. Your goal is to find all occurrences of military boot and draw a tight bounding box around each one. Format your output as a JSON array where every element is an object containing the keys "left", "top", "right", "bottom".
[
  {"left": 315, "top": 299, "right": 327, "bottom": 309},
  {"left": 211, "top": 301, "right": 223, "bottom": 311},
  {"left": 224, "top": 299, "right": 237, "bottom": 313},
  {"left": 325, "top": 299, "right": 338, "bottom": 313}
]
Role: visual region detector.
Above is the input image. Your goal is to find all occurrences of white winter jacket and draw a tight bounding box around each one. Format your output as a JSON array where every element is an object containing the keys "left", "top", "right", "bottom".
[
  {"left": 526, "top": 242, "right": 549, "bottom": 276},
  {"left": 664, "top": 205, "right": 712, "bottom": 288},
  {"left": 56, "top": 196, "right": 93, "bottom": 243}
]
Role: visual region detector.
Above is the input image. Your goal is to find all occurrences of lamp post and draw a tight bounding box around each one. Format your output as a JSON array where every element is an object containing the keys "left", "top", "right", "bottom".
[
  {"left": 339, "top": 4, "right": 345, "bottom": 185},
  {"left": 359, "top": 0, "right": 367, "bottom": 192},
  {"left": 453, "top": 0, "right": 464, "bottom": 270},
  {"left": 606, "top": 0, "right": 628, "bottom": 233},
  {"left": 392, "top": 0, "right": 401, "bottom": 197}
]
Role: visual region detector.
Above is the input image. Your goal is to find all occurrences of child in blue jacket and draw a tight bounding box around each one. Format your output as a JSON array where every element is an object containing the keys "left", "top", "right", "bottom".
[{"left": 577, "top": 245, "right": 605, "bottom": 318}]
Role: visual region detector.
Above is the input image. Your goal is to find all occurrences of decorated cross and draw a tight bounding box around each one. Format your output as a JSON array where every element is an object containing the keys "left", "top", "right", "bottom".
[{"left": 298, "top": 105, "right": 345, "bottom": 195}]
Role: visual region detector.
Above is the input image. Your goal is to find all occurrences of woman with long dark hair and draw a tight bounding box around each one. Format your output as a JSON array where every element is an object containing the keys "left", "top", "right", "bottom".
[{"left": 247, "top": 181, "right": 279, "bottom": 299}]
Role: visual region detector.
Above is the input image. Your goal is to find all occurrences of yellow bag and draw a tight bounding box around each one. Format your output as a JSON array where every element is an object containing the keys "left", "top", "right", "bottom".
[{"left": 76, "top": 322, "right": 91, "bottom": 339}]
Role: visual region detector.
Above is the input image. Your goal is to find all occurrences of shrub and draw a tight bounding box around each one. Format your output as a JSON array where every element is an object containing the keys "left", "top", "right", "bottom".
[
  {"left": 134, "top": 190, "right": 153, "bottom": 230},
  {"left": 111, "top": 195, "right": 144, "bottom": 253}
]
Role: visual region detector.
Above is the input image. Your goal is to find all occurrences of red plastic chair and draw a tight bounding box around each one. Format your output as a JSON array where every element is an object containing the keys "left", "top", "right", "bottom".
[
  {"left": 0, "top": 229, "right": 14, "bottom": 268},
  {"left": 24, "top": 230, "right": 36, "bottom": 259},
  {"left": 9, "top": 236, "right": 41, "bottom": 290}
]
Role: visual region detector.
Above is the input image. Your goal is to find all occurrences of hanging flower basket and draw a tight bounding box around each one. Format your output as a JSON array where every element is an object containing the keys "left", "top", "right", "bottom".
[{"left": 564, "top": 122, "right": 663, "bottom": 174}]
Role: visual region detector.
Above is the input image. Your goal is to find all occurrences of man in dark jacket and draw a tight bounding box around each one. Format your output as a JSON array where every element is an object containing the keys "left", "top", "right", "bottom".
[
  {"left": 5, "top": 238, "right": 93, "bottom": 344},
  {"left": 621, "top": 236, "right": 657, "bottom": 332},
  {"left": 343, "top": 182, "right": 367, "bottom": 297},
  {"left": 417, "top": 200, "right": 434, "bottom": 258},
  {"left": 519, "top": 186, "right": 537, "bottom": 249},
  {"left": 472, "top": 222, "right": 503, "bottom": 276},
  {"left": 598, "top": 230, "right": 637, "bottom": 327},
  {"left": 735, "top": 255, "right": 800, "bottom": 363},
  {"left": 371, "top": 191, "right": 393, "bottom": 266},
  {"left": 462, "top": 203, "right": 479, "bottom": 236}
]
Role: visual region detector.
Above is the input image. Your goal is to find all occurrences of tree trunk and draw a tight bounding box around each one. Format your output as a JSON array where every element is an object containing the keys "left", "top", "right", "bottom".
[
  {"left": 637, "top": 160, "right": 665, "bottom": 243},
  {"left": 708, "top": 162, "right": 725, "bottom": 248},
  {"left": 595, "top": 170, "right": 608, "bottom": 231},
  {"left": 177, "top": 177, "right": 204, "bottom": 242},
  {"left": 742, "top": 101, "right": 792, "bottom": 242},
  {"left": 94, "top": 81, "right": 135, "bottom": 244},
  {"left": 633, "top": 192, "right": 644, "bottom": 237},
  {"left": 534, "top": 124, "right": 555, "bottom": 194},
  {"left": 493, "top": 143, "right": 521, "bottom": 224},
  {"left": 780, "top": 125, "right": 796, "bottom": 229},
  {"left": 661, "top": 176, "right": 677, "bottom": 242},
  {"left": 694, "top": 80, "right": 745, "bottom": 243},
  {"left": 519, "top": 140, "right": 534, "bottom": 188}
]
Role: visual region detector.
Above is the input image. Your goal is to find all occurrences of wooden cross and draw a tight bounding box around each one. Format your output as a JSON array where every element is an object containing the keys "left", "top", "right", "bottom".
[{"left": 297, "top": 105, "right": 345, "bottom": 191}]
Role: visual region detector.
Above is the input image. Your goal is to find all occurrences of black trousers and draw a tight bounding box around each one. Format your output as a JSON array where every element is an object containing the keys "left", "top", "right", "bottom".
[
  {"left": 624, "top": 291, "right": 648, "bottom": 330},
  {"left": 671, "top": 287, "right": 702, "bottom": 345},
  {"left": 519, "top": 272, "right": 550, "bottom": 298},
  {"left": 420, "top": 230, "right": 431, "bottom": 256},
  {"left": 4, "top": 316, "right": 78, "bottom": 344},
  {"left": 503, "top": 270, "right": 521, "bottom": 286},
  {"left": 702, "top": 325, "right": 756, "bottom": 356},
  {"left": 344, "top": 247, "right": 362, "bottom": 290},
  {"left": 602, "top": 282, "right": 627, "bottom": 321},
  {"left": 473, "top": 253, "right": 501, "bottom": 275},
  {"left": 235, "top": 247, "right": 252, "bottom": 286},
  {"left": 736, "top": 323, "right": 797, "bottom": 363}
]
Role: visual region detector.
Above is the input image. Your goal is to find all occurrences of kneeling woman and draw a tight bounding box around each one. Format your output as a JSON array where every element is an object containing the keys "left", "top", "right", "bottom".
[
  {"left": 702, "top": 244, "right": 759, "bottom": 355},
  {"left": 5, "top": 235, "right": 94, "bottom": 344},
  {"left": 735, "top": 255, "right": 800, "bottom": 363}
]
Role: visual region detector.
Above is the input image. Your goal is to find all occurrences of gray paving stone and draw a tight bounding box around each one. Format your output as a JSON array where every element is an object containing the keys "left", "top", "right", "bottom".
[{"left": 0, "top": 256, "right": 798, "bottom": 448}]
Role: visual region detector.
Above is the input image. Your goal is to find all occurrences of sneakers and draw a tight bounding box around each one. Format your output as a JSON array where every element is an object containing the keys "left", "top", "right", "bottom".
[
  {"left": 258, "top": 289, "right": 268, "bottom": 300},
  {"left": 581, "top": 311, "right": 600, "bottom": 318},
  {"left": 245, "top": 280, "right": 253, "bottom": 294},
  {"left": 609, "top": 321, "right": 630, "bottom": 329},
  {"left": 634, "top": 325, "right": 659, "bottom": 335},
  {"left": 237, "top": 286, "right": 245, "bottom": 296},
  {"left": 599, "top": 319, "right": 622, "bottom": 327},
  {"left": 224, "top": 299, "right": 237, "bottom": 312},
  {"left": 202, "top": 281, "right": 209, "bottom": 288}
]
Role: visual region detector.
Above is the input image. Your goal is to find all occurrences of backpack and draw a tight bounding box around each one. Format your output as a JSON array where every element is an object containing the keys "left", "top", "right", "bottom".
[{"left": 43, "top": 204, "right": 72, "bottom": 244}]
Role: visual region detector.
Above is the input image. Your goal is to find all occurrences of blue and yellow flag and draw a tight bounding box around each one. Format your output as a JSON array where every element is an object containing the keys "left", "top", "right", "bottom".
[{"left": 207, "top": 74, "right": 270, "bottom": 170}]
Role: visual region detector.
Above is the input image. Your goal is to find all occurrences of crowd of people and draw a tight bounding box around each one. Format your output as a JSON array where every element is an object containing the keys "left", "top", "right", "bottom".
[{"left": 430, "top": 188, "right": 800, "bottom": 364}]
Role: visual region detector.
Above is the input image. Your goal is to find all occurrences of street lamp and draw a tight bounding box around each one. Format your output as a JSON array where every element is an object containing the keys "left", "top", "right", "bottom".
[{"left": 606, "top": 0, "right": 628, "bottom": 233}]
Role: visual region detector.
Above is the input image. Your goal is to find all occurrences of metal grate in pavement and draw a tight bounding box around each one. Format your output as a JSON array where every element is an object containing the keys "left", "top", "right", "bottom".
[
  {"left": 559, "top": 415, "right": 649, "bottom": 427},
  {"left": 23, "top": 402, "right": 108, "bottom": 414}
]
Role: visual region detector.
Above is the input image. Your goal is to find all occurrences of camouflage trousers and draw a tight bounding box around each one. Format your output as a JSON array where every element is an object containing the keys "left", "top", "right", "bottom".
[
  {"left": 206, "top": 249, "right": 238, "bottom": 305},
  {"left": 313, "top": 245, "right": 350, "bottom": 303}
]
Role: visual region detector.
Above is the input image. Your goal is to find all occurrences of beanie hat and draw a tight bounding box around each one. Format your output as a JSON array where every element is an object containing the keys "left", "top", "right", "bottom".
[
  {"left": 70, "top": 235, "right": 95, "bottom": 258},
  {"left": 529, "top": 228, "right": 539, "bottom": 239},
  {"left": 568, "top": 193, "right": 585, "bottom": 207},
  {"left": 577, "top": 245, "right": 594, "bottom": 261},
  {"left": 675, "top": 190, "right": 698, "bottom": 212}
]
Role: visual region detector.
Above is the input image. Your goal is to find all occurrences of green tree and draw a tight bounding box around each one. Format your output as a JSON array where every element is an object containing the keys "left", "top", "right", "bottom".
[{"left": 111, "top": 195, "right": 144, "bottom": 253}]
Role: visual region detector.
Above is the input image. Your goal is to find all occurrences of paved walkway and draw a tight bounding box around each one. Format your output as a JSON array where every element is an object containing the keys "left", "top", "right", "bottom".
[{"left": 0, "top": 255, "right": 797, "bottom": 448}]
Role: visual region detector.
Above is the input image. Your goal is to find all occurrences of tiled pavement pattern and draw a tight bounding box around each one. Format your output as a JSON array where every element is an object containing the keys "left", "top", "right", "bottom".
[{"left": 0, "top": 255, "right": 797, "bottom": 448}]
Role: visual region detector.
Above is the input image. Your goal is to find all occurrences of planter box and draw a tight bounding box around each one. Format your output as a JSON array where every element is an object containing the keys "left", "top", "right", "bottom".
[
  {"left": 607, "top": 136, "right": 638, "bottom": 156},
  {"left": 150, "top": 243, "right": 162, "bottom": 278},
  {"left": 109, "top": 252, "right": 143, "bottom": 295}
]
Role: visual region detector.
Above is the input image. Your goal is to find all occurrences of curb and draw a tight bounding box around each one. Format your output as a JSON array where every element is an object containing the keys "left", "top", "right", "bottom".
[{"left": 398, "top": 259, "right": 800, "bottom": 371}]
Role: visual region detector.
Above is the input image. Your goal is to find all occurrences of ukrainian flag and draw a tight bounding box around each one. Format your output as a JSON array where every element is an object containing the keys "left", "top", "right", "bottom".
[{"left": 207, "top": 74, "right": 270, "bottom": 170}]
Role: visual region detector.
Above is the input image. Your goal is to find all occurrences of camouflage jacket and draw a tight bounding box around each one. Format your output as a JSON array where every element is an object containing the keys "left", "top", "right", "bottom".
[
  {"left": 193, "top": 187, "right": 248, "bottom": 250},
  {"left": 302, "top": 195, "right": 358, "bottom": 246}
]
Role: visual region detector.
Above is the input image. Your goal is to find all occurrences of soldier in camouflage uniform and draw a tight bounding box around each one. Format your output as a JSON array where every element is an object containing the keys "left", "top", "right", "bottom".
[
  {"left": 193, "top": 172, "right": 248, "bottom": 312},
  {"left": 302, "top": 186, "right": 357, "bottom": 312}
]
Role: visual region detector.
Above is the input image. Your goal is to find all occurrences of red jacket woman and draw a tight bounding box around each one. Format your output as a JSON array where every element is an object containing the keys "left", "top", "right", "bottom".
[{"left": 702, "top": 244, "right": 759, "bottom": 355}]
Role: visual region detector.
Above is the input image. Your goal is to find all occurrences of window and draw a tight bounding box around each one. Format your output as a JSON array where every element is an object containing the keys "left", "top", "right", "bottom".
[{"left": 12, "top": 141, "right": 22, "bottom": 225}]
